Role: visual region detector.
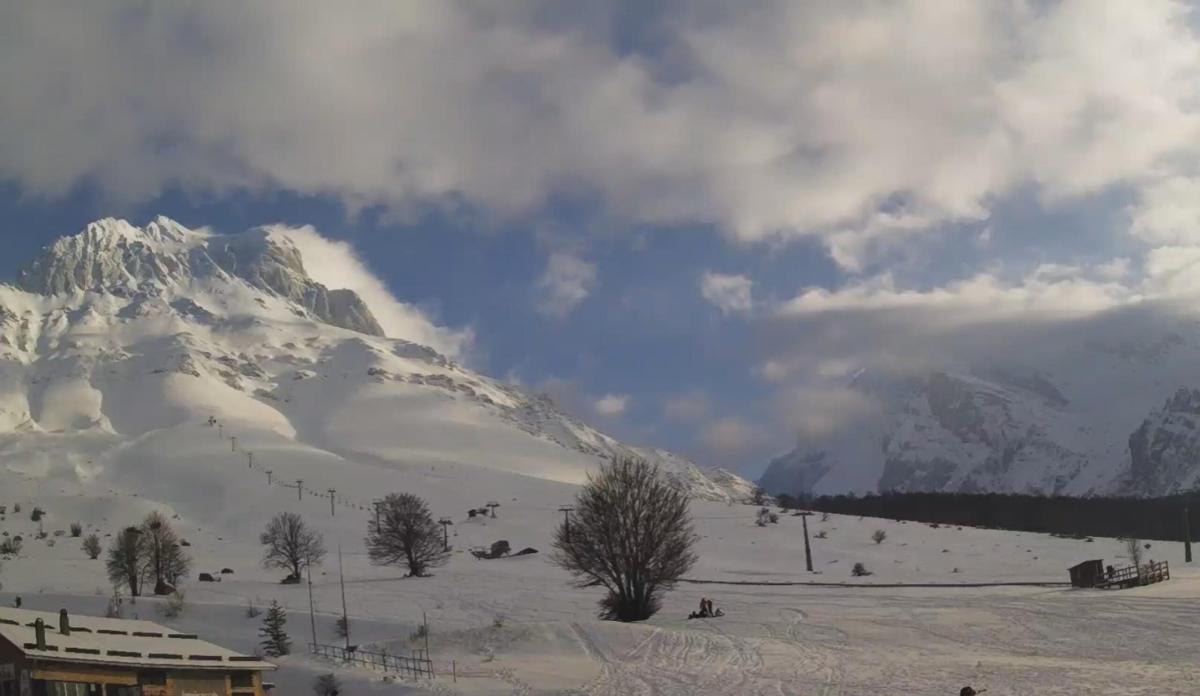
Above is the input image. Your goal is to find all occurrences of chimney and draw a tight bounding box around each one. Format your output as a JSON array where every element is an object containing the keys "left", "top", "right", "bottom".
[
  {"left": 59, "top": 609, "right": 70, "bottom": 636},
  {"left": 34, "top": 619, "right": 46, "bottom": 650}
]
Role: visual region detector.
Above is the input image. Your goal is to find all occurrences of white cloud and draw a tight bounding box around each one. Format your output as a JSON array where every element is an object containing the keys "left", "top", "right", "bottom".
[
  {"left": 700, "top": 272, "right": 754, "bottom": 315},
  {"left": 1131, "top": 177, "right": 1200, "bottom": 246},
  {"left": 537, "top": 252, "right": 596, "bottom": 318},
  {"left": 593, "top": 393, "right": 629, "bottom": 417},
  {"left": 269, "top": 224, "right": 472, "bottom": 358},
  {"left": 3, "top": 2, "right": 1200, "bottom": 267}
]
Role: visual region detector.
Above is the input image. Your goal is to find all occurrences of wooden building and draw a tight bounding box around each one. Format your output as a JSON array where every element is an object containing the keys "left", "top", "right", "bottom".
[
  {"left": 1068, "top": 559, "right": 1104, "bottom": 588},
  {"left": 0, "top": 607, "right": 275, "bottom": 696}
]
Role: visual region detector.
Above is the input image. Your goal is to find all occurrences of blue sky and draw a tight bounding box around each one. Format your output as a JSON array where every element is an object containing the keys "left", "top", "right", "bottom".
[{"left": 4, "top": 2, "right": 1200, "bottom": 477}]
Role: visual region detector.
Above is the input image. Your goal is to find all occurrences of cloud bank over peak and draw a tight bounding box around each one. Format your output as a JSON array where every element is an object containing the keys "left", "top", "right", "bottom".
[
  {"left": 270, "top": 225, "right": 471, "bottom": 358},
  {"left": 3, "top": 1, "right": 1200, "bottom": 268}
]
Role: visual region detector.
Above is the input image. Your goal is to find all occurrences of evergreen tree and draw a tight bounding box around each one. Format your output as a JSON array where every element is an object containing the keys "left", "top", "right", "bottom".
[{"left": 259, "top": 600, "right": 291, "bottom": 657}]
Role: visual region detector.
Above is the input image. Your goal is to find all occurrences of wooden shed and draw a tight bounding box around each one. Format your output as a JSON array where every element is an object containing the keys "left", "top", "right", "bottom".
[
  {"left": 1068, "top": 559, "right": 1105, "bottom": 588},
  {"left": 0, "top": 607, "right": 274, "bottom": 696}
]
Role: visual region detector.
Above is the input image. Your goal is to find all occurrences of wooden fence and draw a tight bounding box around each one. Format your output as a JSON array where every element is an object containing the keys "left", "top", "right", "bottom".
[
  {"left": 309, "top": 643, "right": 434, "bottom": 680},
  {"left": 1097, "top": 560, "right": 1170, "bottom": 589}
]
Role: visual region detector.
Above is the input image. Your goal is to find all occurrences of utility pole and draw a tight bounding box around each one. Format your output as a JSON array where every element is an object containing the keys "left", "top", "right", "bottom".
[
  {"left": 797, "top": 511, "right": 814, "bottom": 572},
  {"left": 373, "top": 500, "right": 383, "bottom": 530},
  {"left": 1186, "top": 505, "right": 1193, "bottom": 563},
  {"left": 558, "top": 506, "right": 574, "bottom": 542},
  {"left": 338, "top": 545, "right": 350, "bottom": 651},
  {"left": 487, "top": 501, "right": 499, "bottom": 519},
  {"left": 296, "top": 480, "right": 304, "bottom": 501},
  {"left": 266, "top": 470, "right": 273, "bottom": 486},
  {"left": 438, "top": 517, "right": 453, "bottom": 551},
  {"left": 328, "top": 489, "right": 336, "bottom": 517},
  {"left": 230, "top": 436, "right": 237, "bottom": 452},
  {"left": 217, "top": 423, "right": 223, "bottom": 439},
  {"left": 247, "top": 452, "right": 253, "bottom": 469},
  {"left": 307, "top": 563, "right": 317, "bottom": 649}
]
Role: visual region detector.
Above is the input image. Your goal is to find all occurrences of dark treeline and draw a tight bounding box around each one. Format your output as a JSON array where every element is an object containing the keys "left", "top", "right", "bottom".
[{"left": 777, "top": 491, "right": 1200, "bottom": 542}]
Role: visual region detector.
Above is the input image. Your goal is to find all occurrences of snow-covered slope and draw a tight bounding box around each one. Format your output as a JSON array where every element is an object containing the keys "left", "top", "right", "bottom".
[
  {"left": 761, "top": 326, "right": 1200, "bottom": 497},
  {"left": 0, "top": 216, "right": 751, "bottom": 502}
]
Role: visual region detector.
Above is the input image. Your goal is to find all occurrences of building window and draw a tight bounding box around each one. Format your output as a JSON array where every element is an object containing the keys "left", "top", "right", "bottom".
[
  {"left": 34, "top": 682, "right": 101, "bottom": 696},
  {"left": 229, "top": 673, "right": 254, "bottom": 689},
  {"left": 136, "top": 672, "right": 165, "bottom": 687}
]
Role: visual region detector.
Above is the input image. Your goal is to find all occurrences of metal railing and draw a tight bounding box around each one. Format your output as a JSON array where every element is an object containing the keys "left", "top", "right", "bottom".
[{"left": 309, "top": 643, "right": 434, "bottom": 680}]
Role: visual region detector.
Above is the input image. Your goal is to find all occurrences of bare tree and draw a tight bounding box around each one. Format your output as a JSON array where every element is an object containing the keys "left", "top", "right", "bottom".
[
  {"left": 260, "top": 512, "right": 326, "bottom": 580},
  {"left": 365, "top": 493, "right": 448, "bottom": 577},
  {"left": 141, "top": 511, "right": 192, "bottom": 594},
  {"left": 106, "top": 527, "right": 149, "bottom": 597},
  {"left": 553, "top": 456, "right": 698, "bottom": 622},
  {"left": 1124, "top": 537, "right": 1145, "bottom": 568},
  {"left": 82, "top": 534, "right": 102, "bottom": 560}
]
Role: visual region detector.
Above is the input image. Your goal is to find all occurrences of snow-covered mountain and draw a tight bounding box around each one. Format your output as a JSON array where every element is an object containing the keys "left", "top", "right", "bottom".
[
  {"left": 0, "top": 216, "right": 751, "bottom": 503},
  {"left": 760, "top": 322, "right": 1200, "bottom": 498}
]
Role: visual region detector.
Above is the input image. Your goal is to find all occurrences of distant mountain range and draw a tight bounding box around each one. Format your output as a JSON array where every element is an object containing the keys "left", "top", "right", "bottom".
[{"left": 760, "top": 325, "right": 1200, "bottom": 498}]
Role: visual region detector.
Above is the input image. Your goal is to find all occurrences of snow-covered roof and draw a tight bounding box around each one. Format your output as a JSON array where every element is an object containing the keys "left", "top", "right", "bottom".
[{"left": 0, "top": 608, "right": 274, "bottom": 672}]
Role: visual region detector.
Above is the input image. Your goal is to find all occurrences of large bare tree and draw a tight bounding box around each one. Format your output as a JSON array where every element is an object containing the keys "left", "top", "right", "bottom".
[
  {"left": 365, "top": 493, "right": 448, "bottom": 577},
  {"left": 260, "top": 512, "right": 326, "bottom": 580},
  {"left": 141, "top": 511, "right": 192, "bottom": 594},
  {"left": 553, "top": 456, "right": 698, "bottom": 621},
  {"left": 106, "top": 527, "right": 149, "bottom": 597}
]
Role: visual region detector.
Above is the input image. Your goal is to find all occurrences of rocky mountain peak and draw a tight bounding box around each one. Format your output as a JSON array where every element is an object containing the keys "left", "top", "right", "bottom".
[{"left": 12, "top": 217, "right": 385, "bottom": 337}]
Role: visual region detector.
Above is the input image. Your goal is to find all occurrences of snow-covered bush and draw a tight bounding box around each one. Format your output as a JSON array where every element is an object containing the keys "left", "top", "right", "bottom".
[
  {"left": 70, "top": 523, "right": 83, "bottom": 537},
  {"left": 872, "top": 529, "right": 887, "bottom": 545},
  {"left": 814, "top": 530, "right": 828, "bottom": 539},
  {"left": 159, "top": 590, "right": 186, "bottom": 618},
  {"left": 852, "top": 562, "right": 872, "bottom": 577}
]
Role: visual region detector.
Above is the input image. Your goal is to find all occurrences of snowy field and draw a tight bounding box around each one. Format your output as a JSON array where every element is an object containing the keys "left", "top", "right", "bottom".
[{"left": 2, "top": 432, "right": 1198, "bottom": 695}]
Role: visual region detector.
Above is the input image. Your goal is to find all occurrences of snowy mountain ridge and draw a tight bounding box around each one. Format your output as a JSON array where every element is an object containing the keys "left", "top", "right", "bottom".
[
  {"left": 760, "top": 329, "right": 1200, "bottom": 498},
  {"left": 0, "top": 216, "right": 752, "bottom": 502}
]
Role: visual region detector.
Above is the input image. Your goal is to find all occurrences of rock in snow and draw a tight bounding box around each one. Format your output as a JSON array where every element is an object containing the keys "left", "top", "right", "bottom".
[{"left": 0, "top": 216, "right": 752, "bottom": 502}]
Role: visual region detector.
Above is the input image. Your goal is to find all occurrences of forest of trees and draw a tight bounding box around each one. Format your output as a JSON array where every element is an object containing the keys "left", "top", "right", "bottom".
[{"left": 793, "top": 490, "right": 1200, "bottom": 542}]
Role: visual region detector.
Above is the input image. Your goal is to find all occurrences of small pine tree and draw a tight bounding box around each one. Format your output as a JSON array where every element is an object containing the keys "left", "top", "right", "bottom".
[
  {"left": 70, "top": 523, "right": 83, "bottom": 537},
  {"left": 82, "top": 534, "right": 102, "bottom": 560},
  {"left": 872, "top": 529, "right": 887, "bottom": 545},
  {"left": 259, "top": 601, "right": 291, "bottom": 657}
]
